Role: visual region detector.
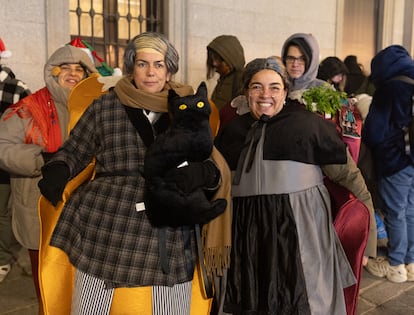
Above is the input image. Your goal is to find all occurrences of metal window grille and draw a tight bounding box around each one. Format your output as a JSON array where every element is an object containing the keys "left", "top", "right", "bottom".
[{"left": 69, "top": 0, "right": 164, "bottom": 70}]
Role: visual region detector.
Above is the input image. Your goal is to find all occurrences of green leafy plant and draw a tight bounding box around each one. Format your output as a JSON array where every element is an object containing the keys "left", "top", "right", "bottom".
[{"left": 302, "top": 85, "right": 347, "bottom": 116}]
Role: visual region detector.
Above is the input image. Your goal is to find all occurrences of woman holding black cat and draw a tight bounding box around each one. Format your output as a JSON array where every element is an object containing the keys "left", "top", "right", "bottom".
[
  {"left": 37, "top": 32, "right": 231, "bottom": 315},
  {"left": 214, "top": 57, "right": 375, "bottom": 315}
]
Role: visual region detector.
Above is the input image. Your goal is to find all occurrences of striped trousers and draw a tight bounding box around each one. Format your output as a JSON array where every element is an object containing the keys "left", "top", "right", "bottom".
[{"left": 71, "top": 269, "right": 192, "bottom": 315}]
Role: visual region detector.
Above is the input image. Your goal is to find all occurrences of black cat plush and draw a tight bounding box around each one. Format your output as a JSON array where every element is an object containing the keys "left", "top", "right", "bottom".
[{"left": 144, "top": 81, "right": 227, "bottom": 227}]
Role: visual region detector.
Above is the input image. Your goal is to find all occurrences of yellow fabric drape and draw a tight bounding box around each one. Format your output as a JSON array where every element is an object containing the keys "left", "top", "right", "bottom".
[
  {"left": 209, "top": 99, "right": 220, "bottom": 138},
  {"left": 38, "top": 76, "right": 103, "bottom": 314},
  {"left": 38, "top": 76, "right": 213, "bottom": 314}
]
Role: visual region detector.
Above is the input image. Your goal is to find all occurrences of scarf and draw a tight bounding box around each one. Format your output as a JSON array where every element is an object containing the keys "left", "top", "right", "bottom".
[
  {"left": 203, "top": 146, "right": 232, "bottom": 276},
  {"left": 116, "top": 75, "right": 232, "bottom": 276},
  {"left": 3, "top": 87, "right": 62, "bottom": 152},
  {"left": 114, "top": 76, "right": 193, "bottom": 111}
]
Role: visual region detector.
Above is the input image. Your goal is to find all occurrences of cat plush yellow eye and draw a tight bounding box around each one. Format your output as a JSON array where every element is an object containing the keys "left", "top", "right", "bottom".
[
  {"left": 197, "top": 101, "right": 204, "bottom": 108},
  {"left": 179, "top": 104, "right": 187, "bottom": 110}
]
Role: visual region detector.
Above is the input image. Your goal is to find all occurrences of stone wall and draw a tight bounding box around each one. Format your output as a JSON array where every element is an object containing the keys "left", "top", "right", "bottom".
[
  {"left": 169, "top": 0, "right": 338, "bottom": 94},
  {"left": 0, "top": 0, "right": 411, "bottom": 94},
  {"left": 0, "top": 0, "right": 69, "bottom": 92}
]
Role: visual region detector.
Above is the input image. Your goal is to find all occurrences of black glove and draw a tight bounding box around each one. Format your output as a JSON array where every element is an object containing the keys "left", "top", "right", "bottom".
[
  {"left": 164, "top": 160, "right": 220, "bottom": 194},
  {"left": 38, "top": 162, "right": 70, "bottom": 206},
  {"left": 41, "top": 151, "right": 56, "bottom": 164}
]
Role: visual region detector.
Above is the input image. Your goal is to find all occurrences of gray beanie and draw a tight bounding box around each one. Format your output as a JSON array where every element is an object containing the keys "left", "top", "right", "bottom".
[{"left": 242, "top": 57, "right": 289, "bottom": 90}]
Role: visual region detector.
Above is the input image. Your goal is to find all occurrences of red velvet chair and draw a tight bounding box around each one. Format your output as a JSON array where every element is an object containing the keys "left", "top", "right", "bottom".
[{"left": 324, "top": 178, "right": 370, "bottom": 315}]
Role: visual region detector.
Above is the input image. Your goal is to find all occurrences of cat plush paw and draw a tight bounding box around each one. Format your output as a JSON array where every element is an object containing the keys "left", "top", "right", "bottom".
[{"left": 145, "top": 176, "right": 226, "bottom": 227}]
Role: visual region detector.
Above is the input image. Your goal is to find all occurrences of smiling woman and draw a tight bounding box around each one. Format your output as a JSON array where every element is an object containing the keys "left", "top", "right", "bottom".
[
  {"left": 0, "top": 45, "right": 98, "bottom": 313},
  {"left": 56, "top": 64, "right": 86, "bottom": 89},
  {"left": 241, "top": 58, "right": 288, "bottom": 119},
  {"left": 214, "top": 57, "right": 376, "bottom": 315},
  {"left": 247, "top": 71, "right": 287, "bottom": 119}
]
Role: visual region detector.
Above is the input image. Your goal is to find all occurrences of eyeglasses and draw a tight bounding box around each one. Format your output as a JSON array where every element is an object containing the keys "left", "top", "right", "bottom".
[
  {"left": 249, "top": 84, "right": 282, "bottom": 97},
  {"left": 285, "top": 55, "right": 306, "bottom": 65}
]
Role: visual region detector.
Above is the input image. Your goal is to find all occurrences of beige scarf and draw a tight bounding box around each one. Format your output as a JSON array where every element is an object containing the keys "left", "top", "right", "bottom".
[
  {"left": 115, "top": 76, "right": 232, "bottom": 276},
  {"left": 114, "top": 76, "right": 193, "bottom": 111},
  {"left": 204, "top": 147, "right": 232, "bottom": 276}
]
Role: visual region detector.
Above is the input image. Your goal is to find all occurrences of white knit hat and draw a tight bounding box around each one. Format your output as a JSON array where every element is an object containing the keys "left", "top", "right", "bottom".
[
  {"left": 355, "top": 93, "right": 372, "bottom": 122},
  {"left": 0, "top": 38, "right": 12, "bottom": 58}
]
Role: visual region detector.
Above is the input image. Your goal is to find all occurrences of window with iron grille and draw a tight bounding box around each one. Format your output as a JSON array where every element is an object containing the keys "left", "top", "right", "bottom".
[{"left": 69, "top": 0, "right": 164, "bottom": 70}]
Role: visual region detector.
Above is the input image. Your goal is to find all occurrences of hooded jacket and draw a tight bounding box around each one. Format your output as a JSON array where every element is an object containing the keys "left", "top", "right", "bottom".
[
  {"left": 281, "top": 33, "right": 325, "bottom": 99},
  {"left": 207, "top": 35, "right": 245, "bottom": 110},
  {"left": 0, "top": 45, "right": 98, "bottom": 249},
  {"left": 344, "top": 55, "right": 376, "bottom": 96},
  {"left": 362, "top": 45, "right": 414, "bottom": 176}
]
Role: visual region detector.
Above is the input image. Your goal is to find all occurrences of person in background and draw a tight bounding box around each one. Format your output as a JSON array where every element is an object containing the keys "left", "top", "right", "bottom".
[
  {"left": 280, "top": 32, "right": 325, "bottom": 102},
  {"left": 355, "top": 92, "right": 386, "bottom": 220},
  {"left": 0, "top": 45, "right": 98, "bottom": 309},
  {"left": 317, "top": 56, "right": 361, "bottom": 139},
  {"left": 282, "top": 34, "right": 376, "bottom": 266},
  {"left": 317, "top": 56, "right": 349, "bottom": 92},
  {"left": 344, "top": 55, "right": 375, "bottom": 97},
  {"left": 0, "top": 37, "right": 31, "bottom": 283},
  {"left": 206, "top": 35, "right": 245, "bottom": 126},
  {"left": 214, "top": 57, "right": 376, "bottom": 315},
  {"left": 316, "top": 55, "right": 379, "bottom": 214},
  {"left": 340, "top": 55, "right": 385, "bottom": 246},
  {"left": 37, "top": 32, "right": 231, "bottom": 315},
  {"left": 363, "top": 45, "right": 414, "bottom": 283}
]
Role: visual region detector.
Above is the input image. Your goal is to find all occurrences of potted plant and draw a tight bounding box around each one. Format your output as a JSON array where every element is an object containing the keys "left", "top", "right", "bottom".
[{"left": 302, "top": 84, "right": 347, "bottom": 119}]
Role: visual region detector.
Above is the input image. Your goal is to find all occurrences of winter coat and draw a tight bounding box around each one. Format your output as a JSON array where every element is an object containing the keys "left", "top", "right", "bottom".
[
  {"left": 49, "top": 89, "right": 232, "bottom": 288},
  {"left": 207, "top": 35, "right": 245, "bottom": 110},
  {"left": 362, "top": 45, "right": 414, "bottom": 177},
  {"left": 0, "top": 45, "right": 97, "bottom": 249}
]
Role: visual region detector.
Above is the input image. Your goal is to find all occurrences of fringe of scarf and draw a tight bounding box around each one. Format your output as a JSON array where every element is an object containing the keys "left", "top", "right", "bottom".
[
  {"left": 3, "top": 87, "right": 62, "bottom": 152},
  {"left": 203, "top": 147, "right": 232, "bottom": 276}
]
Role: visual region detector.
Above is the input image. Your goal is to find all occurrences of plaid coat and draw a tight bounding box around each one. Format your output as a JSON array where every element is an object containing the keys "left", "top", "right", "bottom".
[
  {"left": 50, "top": 91, "right": 198, "bottom": 288},
  {"left": 0, "top": 65, "right": 31, "bottom": 184},
  {"left": 0, "top": 65, "right": 30, "bottom": 113}
]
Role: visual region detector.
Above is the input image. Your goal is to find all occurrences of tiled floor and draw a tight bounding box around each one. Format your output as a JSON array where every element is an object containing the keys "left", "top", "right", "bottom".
[
  {"left": 0, "top": 249, "right": 38, "bottom": 315},
  {"left": 2, "top": 247, "right": 414, "bottom": 315}
]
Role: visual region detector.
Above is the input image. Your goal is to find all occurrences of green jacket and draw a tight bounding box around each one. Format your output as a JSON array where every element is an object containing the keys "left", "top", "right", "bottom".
[{"left": 207, "top": 35, "right": 245, "bottom": 110}]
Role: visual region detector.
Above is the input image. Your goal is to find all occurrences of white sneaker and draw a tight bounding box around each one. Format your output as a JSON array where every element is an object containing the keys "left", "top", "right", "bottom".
[
  {"left": 387, "top": 264, "right": 407, "bottom": 283},
  {"left": 365, "top": 257, "right": 389, "bottom": 278},
  {"left": 406, "top": 263, "right": 414, "bottom": 281},
  {"left": 0, "top": 264, "right": 11, "bottom": 283},
  {"left": 365, "top": 257, "right": 407, "bottom": 282}
]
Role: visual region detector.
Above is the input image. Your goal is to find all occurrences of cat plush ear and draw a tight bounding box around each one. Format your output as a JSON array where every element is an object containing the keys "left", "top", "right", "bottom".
[
  {"left": 196, "top": 81, "right": 208, "bottom": 98},
  {"left": 168, "top": 87, "right": 180, "bottom": 101}
]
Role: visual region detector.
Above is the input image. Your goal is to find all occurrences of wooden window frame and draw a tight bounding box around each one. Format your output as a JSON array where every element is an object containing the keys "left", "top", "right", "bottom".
[{"left": 69, "top": 0, "right": 164, "bottom": 69}]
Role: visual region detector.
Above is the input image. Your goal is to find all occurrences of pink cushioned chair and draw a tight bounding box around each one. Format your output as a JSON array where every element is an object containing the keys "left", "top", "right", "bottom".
[{"left": 324, "top": 178, "right": 370, "bottom": 315}]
